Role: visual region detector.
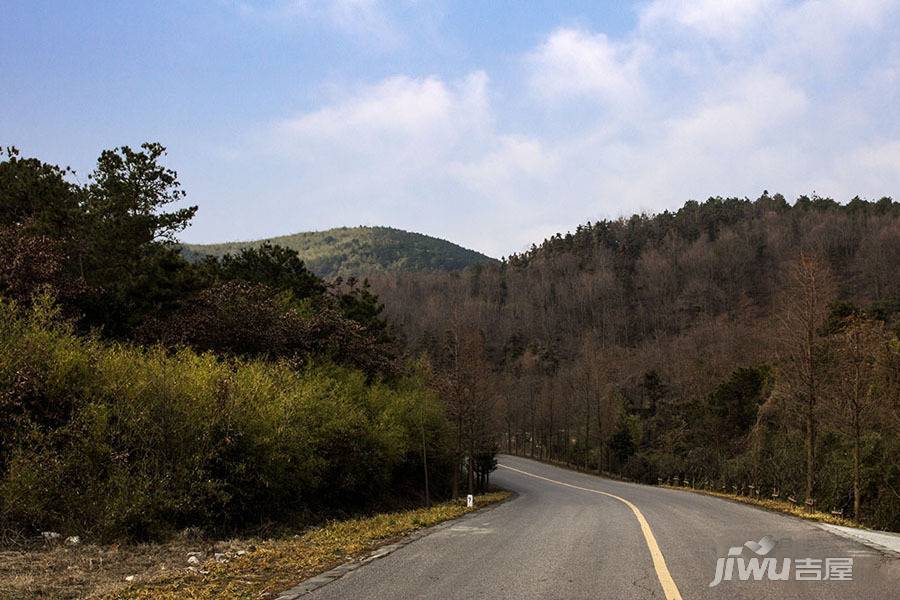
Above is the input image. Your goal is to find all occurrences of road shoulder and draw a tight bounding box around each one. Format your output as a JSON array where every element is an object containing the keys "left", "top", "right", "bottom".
[
  {"left": 274, "top": 491, "right": 516, "bottom": 600},
  {"left": 817, "top": 524, "right": 900, "bottom": 558}
]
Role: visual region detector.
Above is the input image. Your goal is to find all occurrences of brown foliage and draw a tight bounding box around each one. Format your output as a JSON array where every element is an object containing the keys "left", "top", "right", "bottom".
[
  {"left": 365, "top": 197, "right": 900, "bottom": 527},
  {"left": 0, "top": 224, "right": 86, "bottom": 307},
  {"left": 138, "top": 281, "right": 394, "bottom": 377}
]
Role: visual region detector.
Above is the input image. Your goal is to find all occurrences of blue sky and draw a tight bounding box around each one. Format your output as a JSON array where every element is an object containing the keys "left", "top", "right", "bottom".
[{"left": 3, "top": 1, "right": 900, "bottom": 256}]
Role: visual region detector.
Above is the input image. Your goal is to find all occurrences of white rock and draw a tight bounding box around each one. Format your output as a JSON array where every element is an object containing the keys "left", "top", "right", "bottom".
[
  {"left": 65, "top": 535, "right": 81, "bottom": 545},
  {"left": 187, "top": 555, "right": 200, "bottom": 565},
  {"left": 125, "top": 575, "right": 135, "bottom": 582},
  {"left": 236, "top": 550, "right": 247, "bottom": 556}
]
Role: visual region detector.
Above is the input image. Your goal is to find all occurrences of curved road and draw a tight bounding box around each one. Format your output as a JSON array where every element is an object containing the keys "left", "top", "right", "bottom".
[{"left": 305, "top": 455, "right": 900, "bottom": 599}]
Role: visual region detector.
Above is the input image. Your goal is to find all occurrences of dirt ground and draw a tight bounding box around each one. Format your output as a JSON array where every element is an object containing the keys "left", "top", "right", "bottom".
[
  {"left": 0, "top": 492, "right": 509, "bottom": 600},
  {"left": 0, "top": 535, "right": 257, "bottom": 599}
]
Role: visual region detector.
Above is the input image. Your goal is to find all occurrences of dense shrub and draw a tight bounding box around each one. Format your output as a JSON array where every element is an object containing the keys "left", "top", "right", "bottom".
[
  {"left": 0, "top": 223, "right": 86, "bottom": 308},
  {"left": 0, "top": 298, "right": 449, "bottom": 541},
  {"left": 138, "top": 281, "right": 393, "bottom": 378}
]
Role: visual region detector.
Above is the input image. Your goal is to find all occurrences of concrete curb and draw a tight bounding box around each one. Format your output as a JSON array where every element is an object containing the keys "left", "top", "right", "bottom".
[
  {"left": 274, "top": 494, "right": 516, "bottom": 600},
  {"left": 816, "top": 523, "right": 900, "bottom": 559}
]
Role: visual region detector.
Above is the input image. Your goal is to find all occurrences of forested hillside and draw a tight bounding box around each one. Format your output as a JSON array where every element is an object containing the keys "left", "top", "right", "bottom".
[
  {"left": 183, "top": 226, "right": 497, "bottom": 279},
  {"left": 371, "top": 195, "right": 900, "bottom": 529},
  {"left": 3, "top": 141, "right": 899, "bottom": 538}
]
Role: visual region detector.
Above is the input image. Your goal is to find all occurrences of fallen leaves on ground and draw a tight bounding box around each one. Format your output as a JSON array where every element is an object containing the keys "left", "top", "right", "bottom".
[{"left": 662, "top": 485, "right": 862, "bottom": 528}]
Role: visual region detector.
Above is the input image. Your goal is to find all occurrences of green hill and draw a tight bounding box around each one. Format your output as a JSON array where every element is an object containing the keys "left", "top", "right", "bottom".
[{"left": 182, "top": 226, "right": 497, "bottom": 279}]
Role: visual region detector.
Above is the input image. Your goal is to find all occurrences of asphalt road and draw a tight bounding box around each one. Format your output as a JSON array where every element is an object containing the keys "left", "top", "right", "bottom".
[{"left": 305, "top": 455, "right": 900, "bottom": 599}]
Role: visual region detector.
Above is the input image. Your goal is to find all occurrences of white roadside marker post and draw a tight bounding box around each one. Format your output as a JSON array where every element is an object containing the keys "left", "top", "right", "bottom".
[{"left": 466, "top": 494, "right": 474, "bottom": 508}]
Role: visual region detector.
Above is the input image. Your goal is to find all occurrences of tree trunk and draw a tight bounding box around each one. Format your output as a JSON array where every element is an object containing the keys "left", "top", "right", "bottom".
[
  {"left": 804, "top": 309, "right": 817, "bottom": 506},
  {"left": 421, "top": 408, "right": 430, "bottom": 507},
  {"left": 853, "top": 412, "right": 861, "bottom": 521},
  {"left": 452, "top": 414, "right": 461, "bottom": 499},
  {"left": 804, "top": 395, "right": 815, "bottom": 506},
  {"left": 584, "top": 396, "right": 591, "bottom": 470},
  {"left": 530, "top": 390, "right": 536, "bottom": 459},
  {"left": 467, "top": 426, "right": 475, "bottom": 496},
  {"left": 852, "top": 355, "right": 862, "bottom": 521},
  {"left": 548, "top": 395, "right": 555, "bottom": 462},
  {"left": 596, "top": 393, "right": 604, "bottom": 475},
  {"left": 519, "top": 420, "right": 525, "bottom": 456}
]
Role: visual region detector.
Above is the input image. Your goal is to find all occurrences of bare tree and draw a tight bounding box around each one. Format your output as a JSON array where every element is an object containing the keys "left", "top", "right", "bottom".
[
  {"left": 832, "top": 315, "right": 888, "bottom": 519},
  {"left": 775, "top": 253, "right": 836, "bottom": 505}
]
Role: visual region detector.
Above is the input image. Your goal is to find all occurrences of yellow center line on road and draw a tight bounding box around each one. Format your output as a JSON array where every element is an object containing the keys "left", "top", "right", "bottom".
[{"left": 498, "top": 463, "right": 684, "bottom": 600}]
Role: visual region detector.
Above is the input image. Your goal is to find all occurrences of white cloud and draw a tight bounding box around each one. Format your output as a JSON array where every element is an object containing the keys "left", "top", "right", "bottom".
[
  {"left": 854, "top": 140, "right": 900, "bottom": 171},
  {"left": 283, "top": 76, "right": 458, "bottom": 140},
  {"left": 594, "top": 71, "right": 810, "bottom": 209},
  {"left": 449, "top": 135, "right": 560, "bottom": 207},
  {"left": 257, "top": 72, "right": 562, "bottom": 256},
  {"left": 527, "top": 28, "right": 643, "bottom": 107},
  {"left": 666, "top": 70, "right": 807, "bottom": 149},
  {"left": 640, "top": 0, "right": 777, "bottom": 38},
  {"left": 235, "top": 0, "right": 404, "bottom": 48},
  {"left": 272, "top": 72, "right": 492, "bottom": 168},
  {"left": 231, "top": 0, "right": 899, "bottom": 256},
  {"left": 848, "top": 139, "right": 900, "bottom": 200},
  {"left": 311, "top": 0, "right": 401, "bottom": 47}
]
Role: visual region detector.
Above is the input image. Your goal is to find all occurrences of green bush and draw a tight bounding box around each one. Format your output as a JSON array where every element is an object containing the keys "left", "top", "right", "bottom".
[{"left": 0, "top": 298, "right": 449, "bottom": 541}]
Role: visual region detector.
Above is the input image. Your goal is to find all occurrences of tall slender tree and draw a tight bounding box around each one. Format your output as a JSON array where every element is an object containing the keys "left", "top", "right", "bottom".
[
  {"left": 775, "top": 253, "right": 836, "bottom": 505},
  {"left": 832, "top": 315, "right": 886, "bottom": 519}
]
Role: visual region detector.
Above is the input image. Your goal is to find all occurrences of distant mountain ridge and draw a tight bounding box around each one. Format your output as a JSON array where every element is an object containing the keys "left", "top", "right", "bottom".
[{"left": 182, "top": 226, "right": 497, "bottom": 279}]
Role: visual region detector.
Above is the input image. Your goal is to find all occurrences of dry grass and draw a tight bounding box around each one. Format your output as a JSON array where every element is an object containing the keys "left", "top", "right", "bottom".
[
  {"left": 661, "top": 485, "right": 862, "bottom": 528},
  {"left": 0, "top": 492, "right": 509, "bottom": 600}
]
